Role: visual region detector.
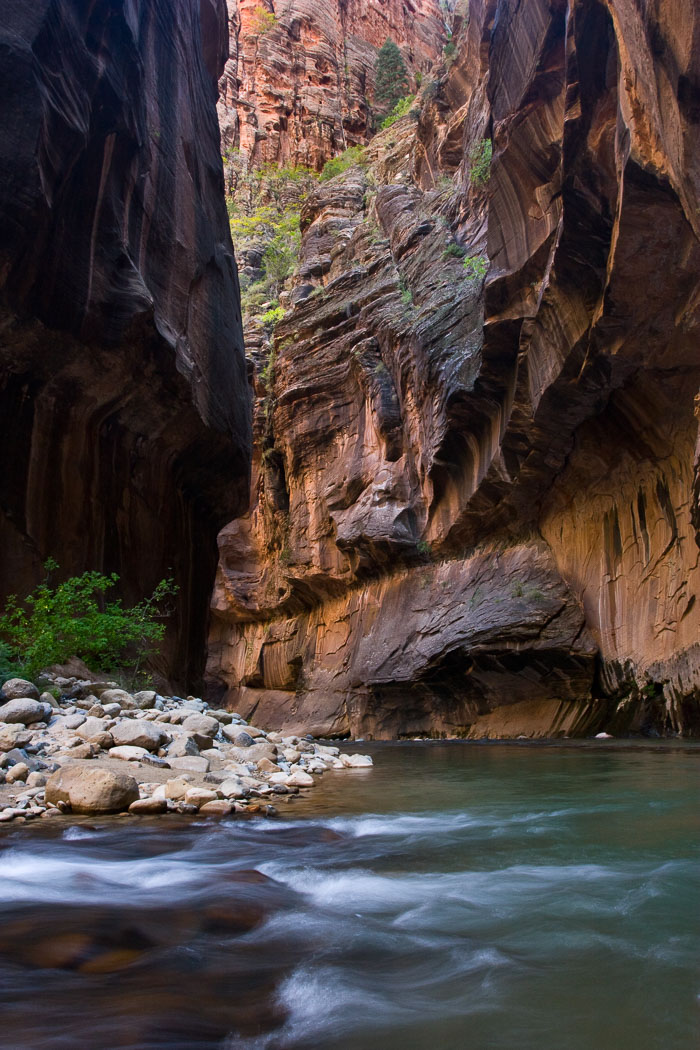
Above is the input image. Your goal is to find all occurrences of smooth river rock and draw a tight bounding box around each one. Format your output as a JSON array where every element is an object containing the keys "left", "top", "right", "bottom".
[
  {"left": 0, "top": 679, "right": 40, "bottom": 701},
  {"left": 110, "top": 720, "right": 169, "bottom": 752},
  {"left": 46, "top": 766, "right": 139, "bottom": 814},
  {"left": 0, "top": 698, "right": 49, "bottom": 725}
]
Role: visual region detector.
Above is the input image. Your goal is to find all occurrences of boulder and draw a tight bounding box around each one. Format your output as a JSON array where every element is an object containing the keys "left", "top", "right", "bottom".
[
  {"left": 128, "top": 797, "right": 168, "bottom": 814},
  {"left": 1, "top": 678, "right": 40, "bottom": 701},
  {"left": 340, "top": 753, "right": 373, "bottom": 767},
  {"left": 199, "top": 800, "right": 232, "bottom": 816},
  {"left": 257, "top": 757, "right": 279, "bottom": 773},
  {"left": 0, "top": 698, "right": 49, "bottom": 725},
  {"left": 62, "top": 714, "right": 87, "bottom": 730},
  {"left": 132, "top": 690, "right": 157, "bottom": 709},
  {"left": 98, "top": 689, "right": 136, "bottom": 709},
  {"left": 109, "top": 745, "right": 149, "bottom": 762},
  {"left": 181, "top": 714, "right": 219, "bottom": 749},
  {"left": 0, "top": 724, "right": 32, "bottom": 751},
  {"left": 227, "top": 743, "right": 278, "bottom": 764},
  {"left": 169, "top": 755, "right": 210, "bottom": 774},
  {"left": 163, "top": 778, "right": 191, "bottom": 801},
  {"left": 166, "top": 734, "right": 200, "bottom": 758},
  {"left": 45, "top": 766, "right": 139, "bottom": 814},
  {"left": 287, "top": 770, "right": 314, "bottom": 787},
  {"left": 222, "top": 726, "right": 255, "bottom": 747},
  {"left": 110, "top": 720, "right": 169, "bottom": 752},
  {"left": 218, "top": 778, "right": 248, "bottom": 798},
  {"left": 75, "top": 716, "right": 111, "bottom": 742},
  {"left": 6, "top": 762, "right": 29, "bottom": 783},
  {"left": 184, "top": 787, "right": 218, "bottom": 808}
]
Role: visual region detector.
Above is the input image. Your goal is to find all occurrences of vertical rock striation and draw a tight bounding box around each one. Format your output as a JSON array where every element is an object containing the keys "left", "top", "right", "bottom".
[
  {"left": 217, "top": 0, "right": 446, "bottom": 169},
  {"left": 0, "top": 0, "right": 251, "bottom": 685}
]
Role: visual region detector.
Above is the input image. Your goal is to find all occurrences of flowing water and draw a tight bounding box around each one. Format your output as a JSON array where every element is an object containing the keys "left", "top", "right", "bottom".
[{"left": 0, "top": 741, "right": 698, "bottom": 1049}]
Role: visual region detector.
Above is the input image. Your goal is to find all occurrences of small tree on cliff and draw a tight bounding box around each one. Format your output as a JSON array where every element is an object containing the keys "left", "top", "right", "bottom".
[{"left": 374, "top": 39, "right": 409, "bottom": 122}]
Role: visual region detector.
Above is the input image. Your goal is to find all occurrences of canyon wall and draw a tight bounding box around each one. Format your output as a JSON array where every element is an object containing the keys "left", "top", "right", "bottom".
[
  {"left": 0, "top": 0, "right": 251, "bottom": 685},
  {"left": 217, "top": 0, "right": 447, "bottom": 169},
  {"left": 209, "top": 0, "right": 700, "bottom": 738}
]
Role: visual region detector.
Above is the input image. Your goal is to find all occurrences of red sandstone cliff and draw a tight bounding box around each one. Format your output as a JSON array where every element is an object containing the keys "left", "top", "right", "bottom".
[
  {"left": 0, "top": 0, "right": 251, "bottom": 685},
  {"left": 217, "top": 0, "right": 447, "bottom": 169},
  {"left": 209, "top": 0, "right": 700, "bottom": 738}
]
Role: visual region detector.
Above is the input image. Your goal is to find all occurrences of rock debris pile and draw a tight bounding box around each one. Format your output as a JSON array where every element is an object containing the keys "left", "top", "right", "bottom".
[{"left": 0, "top": 676, "right": 372, "bottom": 825}]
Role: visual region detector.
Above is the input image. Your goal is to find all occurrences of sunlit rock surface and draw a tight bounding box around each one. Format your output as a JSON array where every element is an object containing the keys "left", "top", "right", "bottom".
[
  {"left": 217, "top": 0, "right": 446, "bottom": 168},
  {"left": 210, "top": 0, "right": 700, "bottom": 738},
  {"left": 0, "top": 0, "right": 252, "bottom": 685}
]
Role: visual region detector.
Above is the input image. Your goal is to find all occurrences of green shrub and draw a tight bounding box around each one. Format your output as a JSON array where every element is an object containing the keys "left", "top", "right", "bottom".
[
  {"left": 251, "top": 6, "right": 277, "bottom": 35},
  {"left": 319, "top": 146, "right": 367, "bottom": 182},
  {"left": 0, "top": 560, "right": 178, "bottom": 681},
  {"left": 398, "top": 276, "right": 413, "bottom": 305},
  {"left": 469, "top": 138, "right": 492, "bottom": 185},
  {"left": 260, "top": 347, "right": 276, "bottom": 391},
  {"left": 374, "top": 39, "right": 409, "bottom": 119},
  {"left": 260, "top": 305, "right": 285, "bottom": 327},
  {"left": 381, "top": 94, "right": 417, "bottom": 129},
  {"left": 444, "top": 38, "right": 456, "bottom": 63},
  {"left": 416, "top": 540, "right": 432, "bottom": 555},
  {"left": 463, "top": 253, "right": 488, "bottom": 279},
  {"left": 443, "top": 243, "right": 466, "bottom": 259}
]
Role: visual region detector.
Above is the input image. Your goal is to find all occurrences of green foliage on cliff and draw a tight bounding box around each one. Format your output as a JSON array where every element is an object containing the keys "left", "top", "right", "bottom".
[
  {"left": 226, "top": 162, "right": 318, "bottom": 313},
  {"left": 381, "top": 94, "right": 417, "bottom": 129},
  {"left": 319, "top": 146, "right": 367, "bottom": 182},
  {"left": 463, "top": 253, "right": 488, "bottom": 279},
  {"left": 374, "top": 39, "right": 409, "bottom": 119},
  {"left": 469, "top": 138, "right": 492, "bottom": 185},
  {"left": 251, "top": 6, "right": 277, "bottom": 35},
  {"left": 260, "top": 305, "right": 285, "bottom": 328},
  {"left": 0, "top": 561, "right": 178, "bottom": 680}
]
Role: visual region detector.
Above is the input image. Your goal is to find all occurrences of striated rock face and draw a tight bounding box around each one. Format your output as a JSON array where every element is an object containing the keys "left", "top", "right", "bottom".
[
  {"left": 217, "top": 0, "right": 446, "bottom": 168},
  {"left": 0, "top": 0, "right": 251, "bottom": 685},
  {"left": 209, "top": 0, "right": 700, "bottom": 738}
]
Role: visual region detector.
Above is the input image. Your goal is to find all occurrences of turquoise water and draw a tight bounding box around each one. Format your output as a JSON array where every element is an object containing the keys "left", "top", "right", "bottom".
[{"left": 0, "top": 741, "right": 697, "bottom": 1048}]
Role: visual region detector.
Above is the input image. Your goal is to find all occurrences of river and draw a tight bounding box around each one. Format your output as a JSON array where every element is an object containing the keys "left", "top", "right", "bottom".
[{"left": 0, "top": 741, "right": 698, "bottom": 1049}]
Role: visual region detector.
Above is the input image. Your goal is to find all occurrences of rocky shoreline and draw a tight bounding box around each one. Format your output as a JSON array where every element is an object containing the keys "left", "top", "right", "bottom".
[{"left": 0, "top": 675, "right": 372, "bottom": 826}]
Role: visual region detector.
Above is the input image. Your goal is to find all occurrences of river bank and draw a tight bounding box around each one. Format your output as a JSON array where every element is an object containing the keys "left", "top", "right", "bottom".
[{"left": 0, "top": 675, "right": 372, "bottom": 826}]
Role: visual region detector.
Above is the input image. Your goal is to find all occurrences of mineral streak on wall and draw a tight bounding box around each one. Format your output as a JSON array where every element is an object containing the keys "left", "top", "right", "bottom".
[
  {"left": 0, "top": 0, "right": 252, "bottom": 685},
  {"left": 208, "top": 0, "right": 700, "bottom": 738}
]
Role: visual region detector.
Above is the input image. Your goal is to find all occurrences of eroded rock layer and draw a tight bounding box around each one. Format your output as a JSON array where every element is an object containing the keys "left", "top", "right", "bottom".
[
  {"left": 218, "top": 0, "right": 446, "bottom": 168},
  {"left": 210, "top": 0, "right": 700, "bottom": 737},
  {"left": 0, "top": 0, "right": 251, "bottom": 685}
]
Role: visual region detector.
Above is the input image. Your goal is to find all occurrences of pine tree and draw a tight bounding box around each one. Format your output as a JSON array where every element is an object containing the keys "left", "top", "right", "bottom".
[{"left": 374, "top": 39, "right": 409, "bottom": 118}]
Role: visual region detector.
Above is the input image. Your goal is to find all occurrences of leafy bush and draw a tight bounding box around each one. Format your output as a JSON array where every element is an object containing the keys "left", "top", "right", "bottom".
[
  {"left": 0, "top": 561, "right": 178, "bottom": 681},
  {"left": 443, "top": 243, "right": 466, "bottom": 259},
  {"left": 463, "top": 253, "right": 488, "bottom": 279},
  {"left": 251, "top": 6, "right": 277, "bottom": 35},
  {"left": 444, "top": 37, "right": 456, "bottom": 63},
  {"left": 469, "top": 138, "right": 492, "bottom": 186},
  {"left": 260, "top": 305, "right": 285, "bottom": 327},
  {"left": 381, "top": 94, "right": 417, "bottom": 129},
  {"left": 398, "top": 276, "right": 413, "bottom": 305},
  {"left": 319, "top": 146, "right": 367, "bottom": 182},
  {"left": 374, "top": 39, "right": 409, "bottom": 118}
]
